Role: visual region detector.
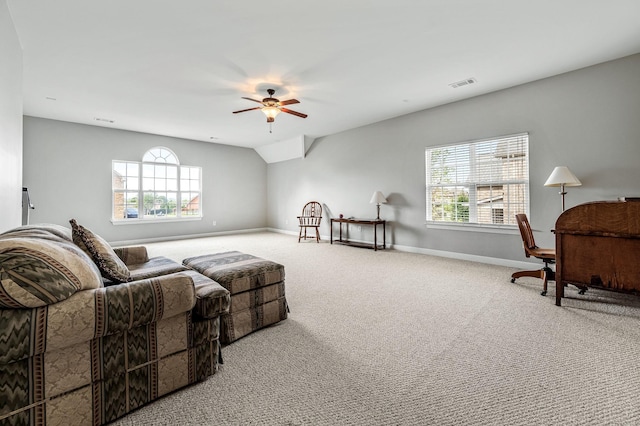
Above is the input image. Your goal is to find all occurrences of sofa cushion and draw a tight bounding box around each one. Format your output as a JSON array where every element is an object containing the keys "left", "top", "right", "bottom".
[
  {"left": 126, "top": 256, "right": 189, "bottom": 282},
  {"left": 0, "top": 237, "right": 102, "bottom": 308},
  {"left": 69, "top": 219, "right": 131, "bottom": 283}
]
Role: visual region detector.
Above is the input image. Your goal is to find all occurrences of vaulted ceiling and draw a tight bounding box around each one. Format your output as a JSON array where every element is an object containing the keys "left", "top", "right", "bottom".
[{"left": 7, "top": 0, "right": 640, "bottom": 148}]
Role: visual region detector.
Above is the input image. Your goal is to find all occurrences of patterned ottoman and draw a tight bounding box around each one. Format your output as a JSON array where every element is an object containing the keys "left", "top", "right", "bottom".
[{"left": 182, "top": 251, "right": 288, "bottom": 344}]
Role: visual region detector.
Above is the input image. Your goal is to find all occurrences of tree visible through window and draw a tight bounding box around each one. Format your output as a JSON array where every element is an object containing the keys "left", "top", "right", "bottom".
[
  {"left": 425, "top": 133, "right": 529, "bottom": 227},
  {"left": 112, "top": 147, "right": 202, "bottom": 221}
]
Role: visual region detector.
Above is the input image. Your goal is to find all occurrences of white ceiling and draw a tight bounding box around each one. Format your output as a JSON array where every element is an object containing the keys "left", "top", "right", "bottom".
[{"left": 7, "top": 0, "right": 640, "bottom": 149}]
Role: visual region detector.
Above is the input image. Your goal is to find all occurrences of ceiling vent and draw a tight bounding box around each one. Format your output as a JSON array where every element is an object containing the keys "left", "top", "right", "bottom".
[
  {"left": 449, "top": 78, "right": 477, "bottom": 88},
  {"left": 94, "top": 117, "right": 114, "bottom": 123}
]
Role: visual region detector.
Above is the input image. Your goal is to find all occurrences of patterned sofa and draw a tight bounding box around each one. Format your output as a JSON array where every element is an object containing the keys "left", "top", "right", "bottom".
[{"left": 0, "top": 222, "right": 230, "bottom": 426}]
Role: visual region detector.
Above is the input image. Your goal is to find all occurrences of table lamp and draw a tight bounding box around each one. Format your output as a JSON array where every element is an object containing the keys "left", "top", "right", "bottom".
[
  {"left": 544, "top": 166, "right": 581, "bottom": 211},
  {"left": 369, "top": 191, "right": 387, "bottom": 219}
]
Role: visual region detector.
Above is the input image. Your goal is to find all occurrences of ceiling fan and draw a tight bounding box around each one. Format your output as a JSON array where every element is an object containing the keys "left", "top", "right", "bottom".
[{"left": 232, "top": 89, "right": 308, "bottom": 123}]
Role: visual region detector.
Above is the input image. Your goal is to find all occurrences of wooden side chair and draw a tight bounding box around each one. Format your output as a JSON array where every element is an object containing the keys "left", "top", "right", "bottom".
[
  {"left": 298, "top": 201, "right": 322, "bottom": 243},
  {"left": 511, "top": 213, "right": 556, "bottom": 296}
]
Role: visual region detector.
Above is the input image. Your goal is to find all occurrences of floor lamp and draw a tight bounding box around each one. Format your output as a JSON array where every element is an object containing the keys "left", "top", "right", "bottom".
[{"left": 544, "top": 166, "right": 582, "bottom": 211}]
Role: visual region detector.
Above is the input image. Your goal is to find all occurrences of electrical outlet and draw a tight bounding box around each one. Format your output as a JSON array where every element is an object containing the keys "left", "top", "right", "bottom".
[
  {"left": 285, "top": 219, "right": 289, "bottom": 225},
  {"left": 212, "top": 220, "right": 216, "bottom": 226}
]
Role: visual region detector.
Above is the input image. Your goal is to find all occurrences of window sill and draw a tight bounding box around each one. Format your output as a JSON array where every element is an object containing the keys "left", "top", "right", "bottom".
[
  {"left": 111, "top": 217, "right": 202, "bottom": 225},
  {"left": 425, "top": 221, "right": 519, "bottom": 235}
]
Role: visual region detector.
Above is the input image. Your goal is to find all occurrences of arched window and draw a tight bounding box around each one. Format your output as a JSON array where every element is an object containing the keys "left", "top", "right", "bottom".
[
  {"left": 142, "top": 147, "right": 178, "bottom": 164},
  {"left": 112, "top": 147, "right": 202, "bottom": 221}
]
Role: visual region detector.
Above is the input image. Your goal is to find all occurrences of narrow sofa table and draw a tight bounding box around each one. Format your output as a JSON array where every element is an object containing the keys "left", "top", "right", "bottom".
[{"left": 330, "top": 217, "right": 386, "bottom": 251}]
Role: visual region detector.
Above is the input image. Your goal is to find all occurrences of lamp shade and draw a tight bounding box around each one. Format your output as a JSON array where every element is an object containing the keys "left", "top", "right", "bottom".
[
  {"left": 261, "top": 106, "right": 281, "bottom": 122},
  {"left": 544, "top": 166, "right": 582, "bottom": 187},
  {"left": 369, "top": 191, "right": 387, "bottom": 204}
]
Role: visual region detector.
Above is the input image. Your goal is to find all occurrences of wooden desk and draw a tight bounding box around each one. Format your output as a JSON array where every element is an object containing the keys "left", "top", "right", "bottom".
[
  {"left": 555, "top": 200, "right": 640, "bottom": 306},
  {"left": 330, "top": 218, "right": 386, "bottom": 251}
]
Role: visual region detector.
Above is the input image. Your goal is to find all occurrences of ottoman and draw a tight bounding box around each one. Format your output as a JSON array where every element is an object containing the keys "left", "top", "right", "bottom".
[{"left": 183, "top": 251, "right": 288, "bottom": 344}]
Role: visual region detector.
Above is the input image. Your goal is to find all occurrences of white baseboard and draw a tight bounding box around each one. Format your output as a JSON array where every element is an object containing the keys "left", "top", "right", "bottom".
[
  {"left": 389, "top": 243, "right": 540, "bottom": 269},
  {"left": 268, "top": 227, "right": 540, "bottom": 270},
  {"left": 110, "top": 227, "right": 269, "bottom": 247},
  {"left": 267, "top": 227, "right": 298, "bottom": 236}
]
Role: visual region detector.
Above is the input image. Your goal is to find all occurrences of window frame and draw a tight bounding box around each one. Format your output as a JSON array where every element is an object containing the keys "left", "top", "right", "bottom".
[
  {"left": 425, "top": 133, "right": 530, "bottom": 231},
  {"left": 111, "top": 147, "right": 202, "bottom": 224}
]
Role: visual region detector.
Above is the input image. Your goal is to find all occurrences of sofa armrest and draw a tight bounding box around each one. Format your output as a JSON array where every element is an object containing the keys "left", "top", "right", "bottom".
[
  {"left": 0, "top": 272, "right": 197, "bottom": 364},
  {"left": 93, "top": 272, "right": 197, "bottom": 336},
  {"left": 113, "top": 246, "right": 150, "bottom": 265}
]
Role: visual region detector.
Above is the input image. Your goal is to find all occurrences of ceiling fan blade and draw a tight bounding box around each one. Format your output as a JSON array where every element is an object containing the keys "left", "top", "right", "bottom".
[
  {"left": 241, "top": 97, "right": 264, "bottom": 104},
  {"left": 279, "top": 99, "right": 300, "bottom": 106},
  {"left": 232, "top": 107, "right": 262, "bottom": 114},
  {"left": 281, "top": 108, "right": 308, "bottom": 118}
]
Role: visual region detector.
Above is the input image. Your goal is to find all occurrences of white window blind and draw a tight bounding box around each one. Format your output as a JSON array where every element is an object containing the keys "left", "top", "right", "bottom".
[{"left": 425, "top": 133, "right": 529, "bottom": 226}]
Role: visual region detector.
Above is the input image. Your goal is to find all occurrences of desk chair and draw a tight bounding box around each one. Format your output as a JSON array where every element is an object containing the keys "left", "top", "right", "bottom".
[
  {"left": 298, "top": 201, "right": 322, "bottom": 242},
  {"left": 511, "top": 213, "right": 556, "bottom": 296}
]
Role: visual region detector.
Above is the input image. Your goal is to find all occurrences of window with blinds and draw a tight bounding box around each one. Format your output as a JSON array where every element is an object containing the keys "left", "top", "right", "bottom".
[{"left": 425, "top": 133, "right": 529, "bottom": 227}]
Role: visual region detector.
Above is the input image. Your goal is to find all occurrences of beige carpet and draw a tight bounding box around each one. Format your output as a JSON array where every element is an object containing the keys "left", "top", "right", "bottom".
[{"left": 112, "top": 232, "right": 640, "bottom": 425}]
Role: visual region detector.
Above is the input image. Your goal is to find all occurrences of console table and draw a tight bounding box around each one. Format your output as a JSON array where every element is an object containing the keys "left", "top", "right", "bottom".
[{"left": 330, "top": 218, "right": 386, "bottom": 251}]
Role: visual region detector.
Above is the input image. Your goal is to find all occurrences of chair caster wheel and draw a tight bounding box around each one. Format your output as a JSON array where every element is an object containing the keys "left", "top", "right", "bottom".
[
  {"left": 540, "top": 291, "right": 547, "bottom": 296},
  {"left": 511, "top": 278, "right": 516, "bottom": 283}
]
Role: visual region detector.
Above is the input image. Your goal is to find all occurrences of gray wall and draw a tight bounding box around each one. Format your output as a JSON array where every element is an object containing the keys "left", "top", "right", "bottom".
[
  {"left": 0, "top": 1, "right": 23, "bottom": 232},
  {"left": 23, "top": 117, "right": 267, "bottom": 243},
  {"left": 267, "top": 54, "right": 640, "bottom": 262},
  {"left": 17, "top": 52, "right": 640, "bottom": 263}
]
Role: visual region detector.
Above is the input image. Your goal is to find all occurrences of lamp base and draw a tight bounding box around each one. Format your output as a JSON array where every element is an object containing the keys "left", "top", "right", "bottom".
[{"left": 560, "top": 185, "right": 567, "bottom": 211}]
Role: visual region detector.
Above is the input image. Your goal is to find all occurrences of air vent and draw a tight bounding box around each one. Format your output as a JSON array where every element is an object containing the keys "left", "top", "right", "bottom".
[
  {"left": 94, "top": 117, "right": 114, "bottom": 123},
  {"left": 449, "top": 78, "right": 477, "bottom": 88}
]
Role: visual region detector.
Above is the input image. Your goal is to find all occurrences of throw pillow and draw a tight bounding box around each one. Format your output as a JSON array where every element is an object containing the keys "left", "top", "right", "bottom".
[{"left": 69, "top": 219, "right": 131, "bottom": 283}]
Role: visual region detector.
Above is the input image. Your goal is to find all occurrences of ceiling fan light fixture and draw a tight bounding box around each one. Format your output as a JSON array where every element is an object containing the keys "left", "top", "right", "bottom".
[
  {"left": 233, "top": 89, "right": 306, "bottom": 128},
  {"left": 261, "top": 106, "right": 281, "bottom": 122}
]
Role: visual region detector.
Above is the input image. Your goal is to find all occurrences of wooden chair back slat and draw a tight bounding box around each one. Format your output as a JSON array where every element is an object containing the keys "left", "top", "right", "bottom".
[{"left": 515, "top": 213, "right": 537, "bottom": 256}]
